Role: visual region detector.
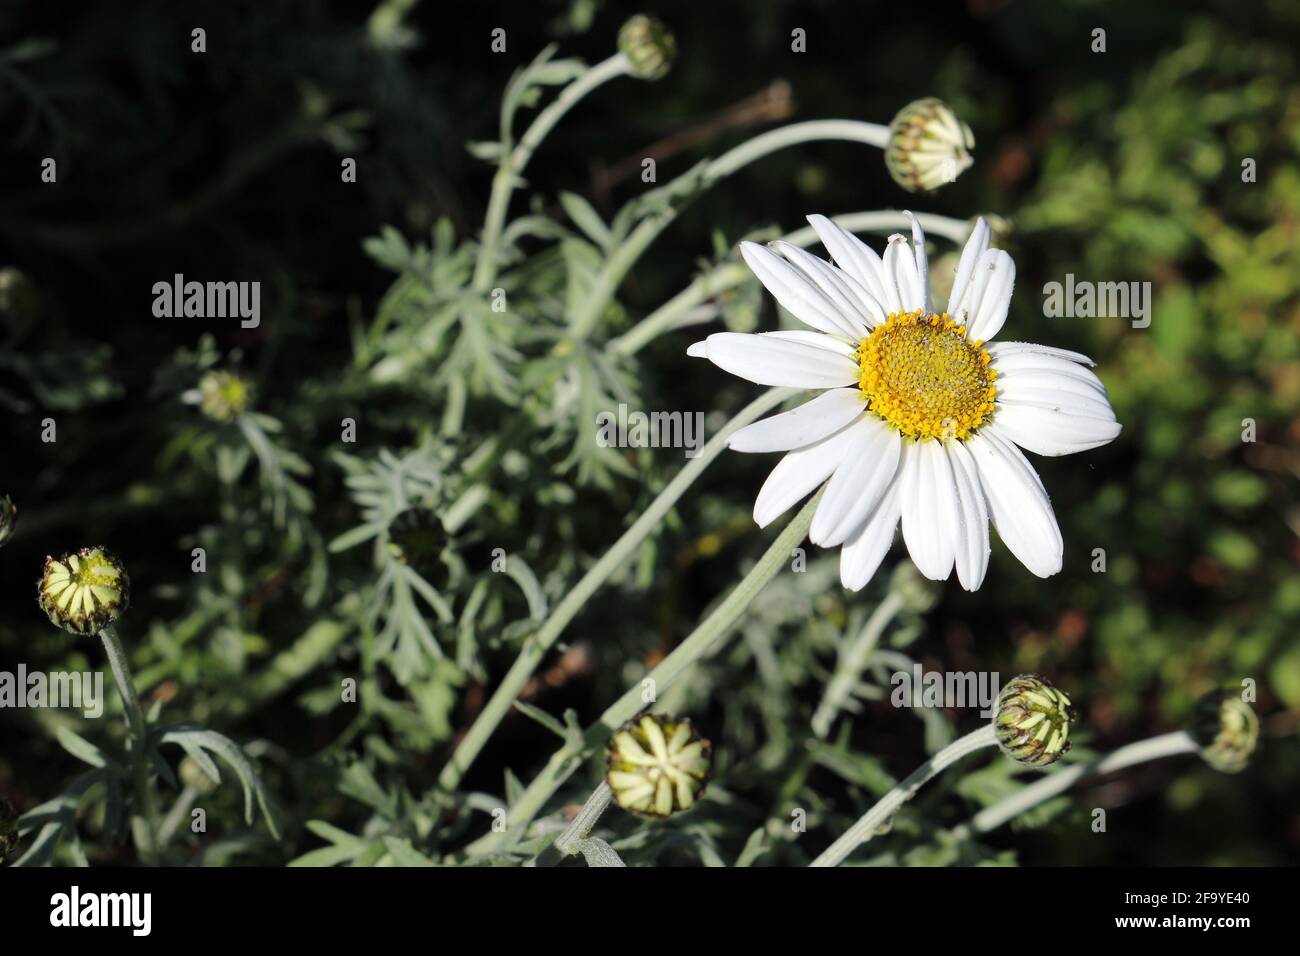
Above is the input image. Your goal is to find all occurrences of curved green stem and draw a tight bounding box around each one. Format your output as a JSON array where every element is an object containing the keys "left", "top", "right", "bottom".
[
  {"left": 568, "top": 120, "right": 894, "bottom": 340},
  {"left": 465, "top": 484, "right": 824, "bottom": 857},
  {"left": 434, "top": 387, "right": 794, "bottom": 798},
  {"left": 473, "top": 53, "right": 632, "bottom": 291},
  {"left": 946, "top": 730, "right": 1198, "bottom": 841},
  {"left": 809, "top": 724, "right": 998, "bottom": 867}
]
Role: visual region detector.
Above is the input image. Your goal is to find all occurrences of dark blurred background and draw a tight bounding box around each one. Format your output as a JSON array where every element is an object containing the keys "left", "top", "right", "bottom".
[{"left": 1, "top": 0, "right": 1297, "bottom": 865}]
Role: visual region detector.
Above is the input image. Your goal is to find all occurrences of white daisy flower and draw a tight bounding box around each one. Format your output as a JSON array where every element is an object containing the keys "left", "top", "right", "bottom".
[{"left": 687, "top": 214, "right": 1121, "bottom": 592}]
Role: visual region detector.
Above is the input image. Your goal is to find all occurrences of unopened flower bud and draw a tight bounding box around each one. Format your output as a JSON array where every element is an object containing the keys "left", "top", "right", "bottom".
[
  {"left": 885, "top": 97, "right": 975, "bottom": 193},
  {"left": 198, "top": 370, "right": 253, "bottom": 423},
  {"left": 1191, "top": 690, "right": 1258, "bottom": 774},
  {"left": 994, "top": 674, "right": 1074, "bottom": 767},
  {"left": 619, "top": 15, "right": 675, "bottom": 81},
  {"left": 606, "top": 714, "right": 712, "bottom": 818},
  {"left": 37, "top": 547, "right": 130, "bottom": 635}
]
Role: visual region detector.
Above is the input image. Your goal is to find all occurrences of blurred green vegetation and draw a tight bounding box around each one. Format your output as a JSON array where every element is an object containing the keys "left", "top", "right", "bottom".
[{"left": 0, "top": 0, "right": 1296, "bottom": 866}]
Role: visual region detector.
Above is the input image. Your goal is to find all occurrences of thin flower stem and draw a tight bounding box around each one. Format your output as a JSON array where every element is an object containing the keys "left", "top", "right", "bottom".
[
  {"left": 552, "top": 781, "right": 614, "bottom": 857},
  {"left": 473, "top": 53, "right": 632, "bottom": 292},
  {"left": 465, "top": 485, "right": 825, "bottom": 857},
  {"left": 100, "top": 625, "right": 159, "bottom": 864},
  {"left": 946, "top": 730, "right": 1199, "bottom": 841},
  {"left": 568, "top": 120, "right": 894, "bottom": 340},
  {"left": 810, "top": 591, "right": 906, "bottom": 739},
  {"left": 809, "top": 724, "right": 998, "bottom": 867},
  {"left": 434, "top": 386, "right": 795, "bottom": 799}
]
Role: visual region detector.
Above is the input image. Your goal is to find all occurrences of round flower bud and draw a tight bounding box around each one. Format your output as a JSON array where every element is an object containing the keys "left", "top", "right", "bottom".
[
  {"left": 0, "top": 796, "right": 17, "bottom": 863},
  {"left": 994, "top": 674, "right": 1074, "bottom": 767},
  {"left": 618, "top": 15, "right": 676, "bottom": 81},
  {"left": 885, "top": 97, "right": 975, "bottom": 193},
  {"left": 1191, "top": 690, "right": 1258, "bottom": 774},
  {"left": 198, "top": 370, "right": 253, "bottom": 423},
  {"left": 606, "top": 714, "right": 712, "bottom": 818},
  {"left": 179, "top": 756, "right": 220, "bottom": 796},
  {"left": 37, "top": 547, "right": 130, "bottom": 635},
  {"left": 0, "top": 494, "right": 16, "bottom": 548}
]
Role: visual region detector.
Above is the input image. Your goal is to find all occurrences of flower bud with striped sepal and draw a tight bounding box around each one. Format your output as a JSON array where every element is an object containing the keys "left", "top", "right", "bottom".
[
  {"left": 1191, "top": 689, "right": 1258, "bottom": 774},
  {"left": 885, "top": 97, "right": 975, "bottom": 193},
  {"left": 994, "top": 674, "right": 1074, "bottom": 768}
]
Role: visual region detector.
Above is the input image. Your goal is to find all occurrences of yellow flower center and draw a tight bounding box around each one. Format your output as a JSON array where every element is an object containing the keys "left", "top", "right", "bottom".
[{"left": 856, "top": 309, "right": 997, "bottom": 441}]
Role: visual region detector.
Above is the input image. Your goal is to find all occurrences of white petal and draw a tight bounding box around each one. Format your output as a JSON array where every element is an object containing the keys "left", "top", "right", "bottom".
[
  {"left": 740, "top": 241, "right": 862, "bottom": 339},
  {"left": 806, "top": 214, "right": 889, "bottom": 306},
  {"left": 963, "top": 249, "right": 1015, "bottom": 342},
  {"left": 946, "top": 217, "right": 989, "bottom": 317},
  {"left": 990, "top": 351, "right": 1110, "bottom": 395},
  {"left": 762, "top": 329, "right": 856, "bottom": 357},
  {"left": 698, "top": 332, "right": 858, "bottom": 388},
  {"left": 944, "top": 440, "right": 990, "bottom": 591},
  {"left": 839, "top": 473, "right": 904, "bottom": 591},
  {"left": 752, "top": 423, "right": 858, "bottom": 527},
  {"left": 883, "top": 234, "right": 921, "bottom": 313},
  {"left": 986, "top": 340, "right": 1095, "bottom": 367},
  {"left": 772, "top": 241, "right": 883, "bottom": 330},
  {"left": 899, "top": 440, "right": 958, "bottom": 581},
  {"left": 966, "top": 431, "right": 1062, "bottom": 577},
  {"left": 809, "top": 417, "right": 902, "bottom": 547},
  {"left": 906, "top": 211, "right": 931, "bottom": 314},
  {"left": 687, "top": 340, "right": 709, "bottom": 358},
  {"left": 995, "top": 366, "right": 1113, "bottom": 410},
  {"left": 728, "top": 388, "right": 866, "bottom": 453},
  {"left": 989, "top": 404, "right": 1122, "bottom": 457}
]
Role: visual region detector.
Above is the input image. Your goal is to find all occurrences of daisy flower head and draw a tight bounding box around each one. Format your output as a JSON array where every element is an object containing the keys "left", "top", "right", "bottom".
[{"left": 687, "top": 214, "right": 1121, "bottom": 592}]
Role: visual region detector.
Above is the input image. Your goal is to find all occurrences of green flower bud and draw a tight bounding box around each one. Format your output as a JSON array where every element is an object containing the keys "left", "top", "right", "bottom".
[
  {"left": 179, "top": 756, "right": 220, "bottom": 796},
  {"left": 198, "top": 370, "right": 253, "bottom": 423},
  {"left": 0, "top": 796, "right": 17, "bottom": 863},
  {"left": 37, "top": 547, "right": 130, "bottom": 635},
  {"left": 885, "top": 97, "right": 975, "bottom": 193},
  {"left": 618, "top": 15, "right": 676, "bottom": 81},
  {"left": 994, "top": 674, "right": 1074, "bottom": 768},
  {"left": 0, "top": 494, "right": 16, "bottom": 548},
  {"left": 1191, "top": 690, "right": 1258, "bottom": 774},
  {"left": 606, "top": 714, "right": 712, "bottom": 818}
]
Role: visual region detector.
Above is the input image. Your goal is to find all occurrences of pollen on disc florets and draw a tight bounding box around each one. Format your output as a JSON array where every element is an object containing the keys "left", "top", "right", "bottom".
[
  {"left": 995, "top": 674, "right": 1074, "bottom": 768},
  {"left": 605, "top": 714, "right": 712, "bottom": 818},
  {"left": 856, "top": 309, "right": 997, "bottom": 441},
  {"left": 37, "top": 547, "right": 130, "bottom": 635}
]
